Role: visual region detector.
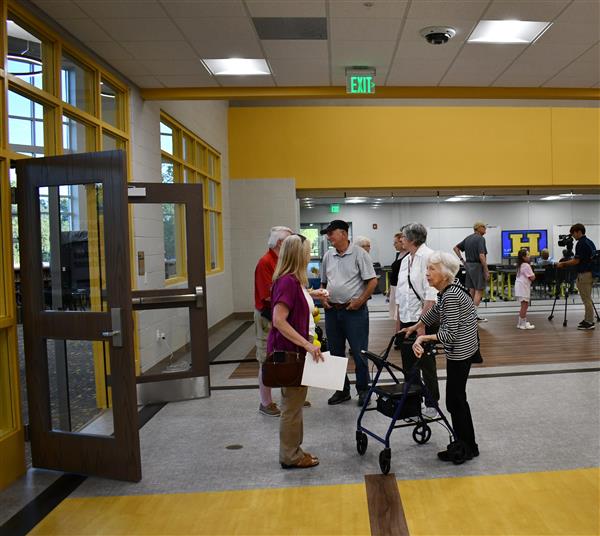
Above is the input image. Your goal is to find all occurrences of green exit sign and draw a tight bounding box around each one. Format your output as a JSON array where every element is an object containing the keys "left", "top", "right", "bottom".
[
  {"left": 346, "top": 68, "right": 376, "bottom": 95},
  {"left": 330, "top": 204, "right": 340, "bottom": 213},
  {"left": 347, "top": 75, "right": 375, "bottom": 94}
]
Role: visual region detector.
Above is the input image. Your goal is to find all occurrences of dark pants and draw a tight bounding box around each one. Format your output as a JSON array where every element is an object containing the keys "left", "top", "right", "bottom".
[
  {"left": 324, "top": 305, "right": 370, "bottom": 393},
  {"left": 446, "top": 358, "right": 477, "bottom": 450},
  {"left": 399, "top": 321, "right": 439, "bottom": 403}
]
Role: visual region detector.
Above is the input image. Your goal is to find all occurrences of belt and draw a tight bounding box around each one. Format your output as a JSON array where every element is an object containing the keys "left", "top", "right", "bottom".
[{"left": 329, "top": 302, "right": 350, "bottom": 310}]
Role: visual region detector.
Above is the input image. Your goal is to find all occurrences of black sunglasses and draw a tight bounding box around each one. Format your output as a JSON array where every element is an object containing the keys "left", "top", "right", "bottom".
[{"left": 293, "top": 233, "right": 307, "bottom": 242}]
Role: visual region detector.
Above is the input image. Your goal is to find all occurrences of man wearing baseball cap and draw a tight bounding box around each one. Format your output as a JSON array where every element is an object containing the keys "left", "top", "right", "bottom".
[{"left": 319, "top": 220, "right": 378, "bottom": 406}]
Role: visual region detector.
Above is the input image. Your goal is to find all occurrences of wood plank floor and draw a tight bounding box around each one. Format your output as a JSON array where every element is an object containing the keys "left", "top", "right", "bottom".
[{"left": 229, "top": 311, "right": 598, "bottom": 379}]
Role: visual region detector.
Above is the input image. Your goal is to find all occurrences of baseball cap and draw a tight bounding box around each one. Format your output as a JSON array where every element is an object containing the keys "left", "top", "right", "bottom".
[{"left": 320, "top": 219, "right": 349, "bottom": 235}]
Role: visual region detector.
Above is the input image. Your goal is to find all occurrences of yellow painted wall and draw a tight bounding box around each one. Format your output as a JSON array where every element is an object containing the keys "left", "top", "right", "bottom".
[{"left": 229, "top": 106, "right": 600, "bottom": 189}]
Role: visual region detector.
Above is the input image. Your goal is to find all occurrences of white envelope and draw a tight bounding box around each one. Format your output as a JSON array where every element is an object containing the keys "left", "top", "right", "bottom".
[{"left": 301, "top": 351, "right": 348, "bottom": 391}]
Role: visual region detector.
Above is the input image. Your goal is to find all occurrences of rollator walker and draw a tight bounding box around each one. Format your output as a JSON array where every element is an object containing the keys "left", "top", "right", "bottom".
[{"left": 355, "top": 333, "right": 468, "bottom": 474}]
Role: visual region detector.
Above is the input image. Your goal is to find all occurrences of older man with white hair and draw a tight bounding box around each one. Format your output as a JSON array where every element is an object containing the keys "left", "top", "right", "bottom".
[{"left": 254, "top": 225, "right": 292, "bottom": 416}]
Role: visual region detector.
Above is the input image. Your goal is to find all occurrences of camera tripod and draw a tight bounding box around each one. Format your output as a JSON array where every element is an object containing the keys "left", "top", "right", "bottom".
[{"left": 548, "top": 277, "right": 600, "bottom": 327}]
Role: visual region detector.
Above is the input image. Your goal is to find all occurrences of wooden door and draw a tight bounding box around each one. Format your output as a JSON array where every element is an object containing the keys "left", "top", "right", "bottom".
[{"left": 15, "top": 151, "right": 140, "bottom": 482}]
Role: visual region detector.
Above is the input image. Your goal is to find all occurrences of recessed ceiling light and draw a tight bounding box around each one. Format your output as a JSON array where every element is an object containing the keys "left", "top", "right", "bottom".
[
  {"left": 468, "top": 20, "right": 552, "bottom": 44},
  {"left": 559, "top": 193, "right": 582, "bottom": 198},
  {"left": 540, "top": 195, "right": 562, "bottom": 201},
  {"left": 346, "top": 197, "right": 367, "bottom": 204},
  {"left": 201, "top": 58, "right": 271, "bottom": 76}
]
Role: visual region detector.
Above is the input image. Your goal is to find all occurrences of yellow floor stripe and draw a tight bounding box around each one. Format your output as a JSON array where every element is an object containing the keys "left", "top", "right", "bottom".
[
  {"left": 30, "top": 482, "right": 371, "bottom": 535},
  {"left": 399, "top": 467, "right": 600, "bottom": 536}
]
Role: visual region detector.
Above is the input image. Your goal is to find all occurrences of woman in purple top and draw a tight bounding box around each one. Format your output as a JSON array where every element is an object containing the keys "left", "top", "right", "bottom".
[{"left": 268, "top": 234, "right": 325, "bottom": 469}]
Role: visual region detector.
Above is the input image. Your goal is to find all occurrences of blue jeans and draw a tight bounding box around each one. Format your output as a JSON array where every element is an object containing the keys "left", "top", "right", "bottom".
[{"left": 324, "top": 305, "right": 370, "bottom": 393}]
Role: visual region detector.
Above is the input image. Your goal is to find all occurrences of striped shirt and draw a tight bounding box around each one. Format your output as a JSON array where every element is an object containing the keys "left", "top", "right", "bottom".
[{"left": 420, "top": 282, "right": 478, "bottom": 361}]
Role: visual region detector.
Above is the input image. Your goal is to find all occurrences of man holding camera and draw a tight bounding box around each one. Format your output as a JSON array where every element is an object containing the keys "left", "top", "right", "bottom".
[{"left": 557, "top": 223, "right": 596, "bottom": 330}]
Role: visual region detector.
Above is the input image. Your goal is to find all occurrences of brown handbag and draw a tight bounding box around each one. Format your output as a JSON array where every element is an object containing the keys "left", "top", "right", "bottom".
[{"left": 262, "top": 351, "right": 306, "bottom": 387}]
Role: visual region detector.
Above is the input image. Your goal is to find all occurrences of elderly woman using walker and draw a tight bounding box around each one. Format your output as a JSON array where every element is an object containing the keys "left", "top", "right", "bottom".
[{"left": 402, "top": 250, "right": 480, "bottom": 462}]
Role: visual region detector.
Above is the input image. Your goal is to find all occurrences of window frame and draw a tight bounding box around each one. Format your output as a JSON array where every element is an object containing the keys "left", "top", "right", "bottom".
[{"left": 159, "top": 111, "right": 223, "bottom": 275}]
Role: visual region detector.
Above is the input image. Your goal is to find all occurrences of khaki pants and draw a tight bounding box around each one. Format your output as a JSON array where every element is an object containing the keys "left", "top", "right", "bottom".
[
  {"left": 254, "top": 309, "right": 270, "bottom": 363},
  {"left": 576, "top": 272, "right": 594, "bottom": 323},
  {"left": 279, "top": 385, "right": 308, "bottom": 465}
]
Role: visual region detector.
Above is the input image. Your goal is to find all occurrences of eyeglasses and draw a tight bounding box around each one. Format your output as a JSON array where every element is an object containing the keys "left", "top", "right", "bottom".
[{"left": 294, "top": 233, "right": 307, "bottom": 243}]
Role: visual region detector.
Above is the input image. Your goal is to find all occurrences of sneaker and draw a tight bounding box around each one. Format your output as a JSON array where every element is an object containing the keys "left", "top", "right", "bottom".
[
  {"left": 259, "top": 403, "right": 281, "bottom": 417},
  {"left": 328, "top": 390, "right": 351, "bottom": 405},
  {"left": 477, "top": 316, "right": 488, "bottom": 323},
  {"left": 303, "top": 400, "right": 312, "bottom": 408},
  {"left": 577, "top": 321, "right": 596, "bottom": 330},
  {"left": 422, "top": 405, "right": 438, "bottom": 419},
  {"left": 518, "top": 321, "right": 535, "bottom": 330},
  {"left": 357, "top": 391, "right": 370, "bottom": 407}
]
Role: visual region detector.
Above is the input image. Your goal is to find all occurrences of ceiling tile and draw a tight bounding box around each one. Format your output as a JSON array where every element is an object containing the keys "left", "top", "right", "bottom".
[
  {"left": 544, "top": 43, "right": 600, "bottom": 86},
  {"left": 160, "top": 0, "right": 246, "bottom": 18},
  {"left": 485, "top": 0, "right": 570, "bottom": 20},
  {"left": 262, "top": 40, "right": 328, "bottom": 60},
  {"left": 121, "top": 41, "right": 198, "bottom": 61},
  {"left": 107, "top": 58, "right": 153, "bottom": 76},
  {"left": 217, "top": 75, "right": 275, "bottom": 87},
  {"left": 188, "top": 39, "right": 263, "bottom": 58},
  {"left": 329, "top": 0, "right": 408, "bottom": 19},
  {"left": 58, "top": 18, "right": 113, "bottom": 41},
  {"left": 269, "top": 58, "right": 330, "bottom": 85},
  {"left": 330, "top": 17, "right": 404, "bottom": 41},
  {"left": 95, "top": 18, "right": 183, "bottom": 41},
  {"left": 127, "top": 74, "right": 164, "bottom": 87},
  {"left": 246, "top": 0, "right": 326, "bottom": 17},
  {"left": 75, "top": 1, "right": 164, "bottom": 18},
  {"left": 535, "top": 22, "right": 600, "bottom": 46},
  {"left": 406, "top": 0, "right": 488, "bottom": 19},
  {"left": 331, "top": 40, "right": 396, "bottom": 67},
  {"left": 387, "top": 58, "right": 450, "bottom": 85},
  {"left": 554, "top": 0, "right": 600, "bottom": 24},
  {"left": 140, "top": 59, "right": 206, "bottom": 76},
  {"left": 174, "top": 17, "right": 257, "bottom": 43},
  {"left": 442, "top": 43, "right": 528, "bottom": 85},
  {"left": 393, "top": 40, "right": 463, "bottom": 62},
  {"left": 157, "top": 74, "right": 219, "bottom": 87},
  {"left": 493, "top": 76, "right": 546, "bottom": 86},
  {"left": 31, "top": 0, "right": 88, "bottom": 19},
  {"left": 86, "top": 41, "right": 134, "bottom": 60}
]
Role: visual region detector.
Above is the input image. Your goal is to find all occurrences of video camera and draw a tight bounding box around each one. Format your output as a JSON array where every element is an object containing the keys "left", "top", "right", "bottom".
[{"left": 558, "top": 234, "right": 574, "bottom": 251}]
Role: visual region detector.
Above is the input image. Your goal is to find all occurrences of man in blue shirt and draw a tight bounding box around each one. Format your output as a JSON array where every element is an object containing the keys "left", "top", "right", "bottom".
[{"left": 557, "top": 223, "right": 596, "bottom": 330}]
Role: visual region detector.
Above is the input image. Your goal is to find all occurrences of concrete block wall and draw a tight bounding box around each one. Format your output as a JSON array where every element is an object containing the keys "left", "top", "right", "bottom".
[{"left": 229, "top": 178, "right": 299, "bottom": 313}]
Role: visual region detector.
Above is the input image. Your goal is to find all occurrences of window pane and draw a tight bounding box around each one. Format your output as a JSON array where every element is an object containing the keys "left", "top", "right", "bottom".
[
  {"left": 8, "top": 90, "right": 45, "bottom": 157},
  {"left": 102, "top": 132, "right": 125, "bottom": 151},
  {"left": 183, "top": 135, "right": 193, "bottom": 163},
  {"left": 208, "top": 181, "right": 217, "bottom": 208},
  {"left": 61, "top": 53, "right": 94, "bottom": 114},
  {"left": 183, "top": 168, "right": 193, "bottom": 184},
  {"left": 0, "top": 330, "right": 15, "bottom": 438},
  {"left": 100, "top": 80, "right": 121, "bottom": 128},
  {"left": 7, "top": 18, "right": 45, "bottom": 91},
  {"left": 209, "top": 212, "right": 218, "bottom": 270},
  {"left": 161, "top": 158, "right": 174, "bottom": 183},
  {"left": 197, "top": 145, "right": 205, "bottom": 170},
  {"left": 162, "top": 203, "right": 186, "bottom": 280},
  {"left": 160, "top": 122, "right": 173, "bottom": 154},
  {"left": 207, "top": 153, "right": 215, "bottom": 176},
  {"left": 63, "top": 114, "right": 95, "bottom": 154}
]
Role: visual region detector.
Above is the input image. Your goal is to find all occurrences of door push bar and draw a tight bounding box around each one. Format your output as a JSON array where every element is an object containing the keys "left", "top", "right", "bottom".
[
  {"left": 101, "top": 307, "right": 123, "bottom": 347},
  {"left": 131, "top": 286, "right": 204, "bottom": 309}
]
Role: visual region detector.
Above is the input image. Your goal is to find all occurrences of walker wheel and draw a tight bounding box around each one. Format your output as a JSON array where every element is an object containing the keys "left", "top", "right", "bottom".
[
  {"left": 563, "top": 320, "right": 567, "bottom": 327},
  {"left": 379, "top": 448, "right": 391, "bottom": 474},
  {"left": 412, "top": 423, "right": 431, "bottom": 444},
  {"left": 356, "top": 431, "right": 368, "bottom": 456}
]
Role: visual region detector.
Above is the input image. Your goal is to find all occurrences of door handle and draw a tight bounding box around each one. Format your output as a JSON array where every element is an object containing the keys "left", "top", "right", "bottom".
[
  {"left": 101, "top": 308, "right": 123, "bottom": 347},
  {"left": 132, "top": 286, "right": 204, "bottom": 309}
]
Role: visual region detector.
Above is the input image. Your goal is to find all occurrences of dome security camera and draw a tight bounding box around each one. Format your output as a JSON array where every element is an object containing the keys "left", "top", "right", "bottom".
[{"left": 420, "top": 26, "right": 456, "bottom": 45}]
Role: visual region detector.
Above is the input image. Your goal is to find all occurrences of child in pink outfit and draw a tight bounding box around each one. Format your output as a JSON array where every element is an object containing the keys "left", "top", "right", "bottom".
[{"left": 515, "top": 249, "right": 536, "bottom": 329}]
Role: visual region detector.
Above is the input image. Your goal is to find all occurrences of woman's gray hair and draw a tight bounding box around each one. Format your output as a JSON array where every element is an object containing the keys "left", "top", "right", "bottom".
[
  {"left": 354, "top": 235, "right": 371, "bottom": 247},
  {"left": 428, "top": 251, "right": 461, "bottom": 283},
  {"left": 401, "top": 223, "right": 428, "bottom": 246},
  {"left": 267, "top": 226, "right": 293, "bottom": 249}
]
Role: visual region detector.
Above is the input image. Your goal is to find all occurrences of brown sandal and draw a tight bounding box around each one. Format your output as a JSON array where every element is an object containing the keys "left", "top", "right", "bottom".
[{"left": 281, "top": 453, "right": 320, "bottom": 469}]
